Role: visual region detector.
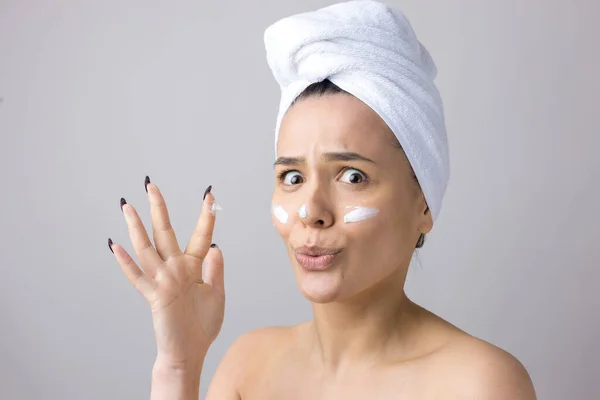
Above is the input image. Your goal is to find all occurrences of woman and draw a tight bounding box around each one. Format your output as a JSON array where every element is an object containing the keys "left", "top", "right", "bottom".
[{"left": 109, "top": 1, "right": 536, "bottom": 399}]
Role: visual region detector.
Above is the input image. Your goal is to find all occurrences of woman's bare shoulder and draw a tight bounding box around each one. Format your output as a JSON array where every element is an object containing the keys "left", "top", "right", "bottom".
[
  {"left": 431, "top": 326, "right": 537, "bottom": 399},
  {"left": 231, "top": 323, "right": 306, "bottom": 359},
  {"left": 206, "top": 324, "right": 304, "bottom": 398},
  {"left": 404, "top": 305, "right": 535, "bottom": 398}
]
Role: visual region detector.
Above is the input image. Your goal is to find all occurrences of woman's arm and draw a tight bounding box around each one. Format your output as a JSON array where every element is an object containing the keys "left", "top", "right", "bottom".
[
  {"left": 151, "top": 359, "right": 204, "bottom": 400},
  {"left": 149, "top": 331, "right": 258, "bottom": 400},
  {"left": 150, "top": 339, "right": 245, "bottom": 400},
  {"left": 110, "top": 180, "right": 226, "bottom": 400}
]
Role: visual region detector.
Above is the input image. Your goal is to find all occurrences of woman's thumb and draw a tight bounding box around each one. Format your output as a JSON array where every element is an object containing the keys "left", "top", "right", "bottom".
[{"left": 204, "top": 244, "right": 224, "bottom": 294}]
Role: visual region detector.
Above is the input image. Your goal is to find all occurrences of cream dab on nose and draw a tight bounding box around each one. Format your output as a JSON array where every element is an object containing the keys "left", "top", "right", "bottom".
[{"left": 298, "top": 204, "right": 308, "bottom": 219}]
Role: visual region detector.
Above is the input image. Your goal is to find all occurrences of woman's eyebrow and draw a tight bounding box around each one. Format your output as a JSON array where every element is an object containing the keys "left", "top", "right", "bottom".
[
  {"left": 321, "top": 151, "right": 375, "bottom": 164},
  {"left": 273, "top": 152, "right": 375, "bottom": 167},
  {"left": 273, "top": 156, "right": 304, "bottom": 167}
]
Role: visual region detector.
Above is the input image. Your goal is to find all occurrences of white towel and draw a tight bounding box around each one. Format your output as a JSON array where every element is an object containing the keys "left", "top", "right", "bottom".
[{"left": 264, "top": 0, "right": 450, "bottom": 222}]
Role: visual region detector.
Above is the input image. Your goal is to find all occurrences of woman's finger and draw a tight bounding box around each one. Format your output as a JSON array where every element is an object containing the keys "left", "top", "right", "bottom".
[
  {"left": 184, "top": 186, "right": 217, "bottom": 261},
  {"left": 146, "top": 180, "right": 182, "bottom": 260},
  {"left": 109, "top": 239, "right": 157, "bottom": 299},
  {"left": 120, "top": 199, "right": 163, "bottom": 278},
  {"left": 203, "top": 244, "right": 225, "bottom": 295}
]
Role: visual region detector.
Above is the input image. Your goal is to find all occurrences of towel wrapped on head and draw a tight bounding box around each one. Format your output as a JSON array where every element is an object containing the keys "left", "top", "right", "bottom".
[{"left": 263, "top": 0, "right": 450, "bottom": 222}]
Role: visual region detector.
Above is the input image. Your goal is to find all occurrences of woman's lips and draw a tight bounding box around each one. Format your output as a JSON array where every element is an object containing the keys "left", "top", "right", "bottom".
[{"left": 294, "top": 247, "right": 342, "bottom": 271}]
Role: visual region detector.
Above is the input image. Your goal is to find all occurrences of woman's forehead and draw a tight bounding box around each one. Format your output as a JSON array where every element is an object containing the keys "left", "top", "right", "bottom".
[{"left": 277, "top": 94, "right": 398, "bottom": 156}]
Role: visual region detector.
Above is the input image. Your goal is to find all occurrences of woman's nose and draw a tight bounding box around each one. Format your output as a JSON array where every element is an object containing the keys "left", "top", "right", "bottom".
[{"left": 298, "top": 190, "right": 334, "bottom": 229}]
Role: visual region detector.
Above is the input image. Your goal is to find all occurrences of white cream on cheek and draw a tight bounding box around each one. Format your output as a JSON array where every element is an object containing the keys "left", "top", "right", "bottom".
[
  {"left": 272, "top": 204, "right": 289, "bottom": 224},
  {"left": 343, "top": 206, "right": 380, "bottom": 223}
]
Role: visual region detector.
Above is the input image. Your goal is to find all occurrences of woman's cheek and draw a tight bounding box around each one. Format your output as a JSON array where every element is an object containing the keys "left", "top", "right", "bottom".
[
  {"left": 272, "top": 203, "right": 294, "bottom": 239},
  {"left": 341, "top": 206, "right": 380, "bottom": 224}
]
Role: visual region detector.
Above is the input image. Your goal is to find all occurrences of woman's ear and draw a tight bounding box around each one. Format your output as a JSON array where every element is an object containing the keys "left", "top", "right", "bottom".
[{"left": 419, "top": 205, "right": 433, "bottom": 235}]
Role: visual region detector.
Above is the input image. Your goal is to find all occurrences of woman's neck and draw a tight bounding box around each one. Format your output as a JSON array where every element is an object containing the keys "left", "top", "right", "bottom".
[{"left": 308, "top": 268, "right": 424, "bottom": 374}]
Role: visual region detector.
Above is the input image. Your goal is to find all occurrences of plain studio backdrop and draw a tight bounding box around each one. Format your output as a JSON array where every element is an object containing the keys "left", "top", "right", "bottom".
[{"left": 1, "top": 0, "right": 598, "bottom": 399}]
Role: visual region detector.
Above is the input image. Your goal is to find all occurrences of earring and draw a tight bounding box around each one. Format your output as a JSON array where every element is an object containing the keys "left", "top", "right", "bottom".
[{"left": 416, "top": 233, "right": 426, "bottom": 249}]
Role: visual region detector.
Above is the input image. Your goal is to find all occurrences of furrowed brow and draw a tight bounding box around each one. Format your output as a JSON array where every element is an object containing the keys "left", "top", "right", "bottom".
[
  {"left": 273, "top": 156, "right": 305, "bottom": 167},
  {"left": 321, "top": 152, "right": 375, "bottom": 164}
]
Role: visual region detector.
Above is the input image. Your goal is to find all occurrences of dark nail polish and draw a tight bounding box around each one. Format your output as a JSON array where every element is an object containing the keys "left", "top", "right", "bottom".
[
  {"left": 108, "top": 238, "right": 114, "bottom": 253},
  {"left": 210, "top": 243, "right": 218, "bottom": 248},
  {"left": 203, "top": 185, "right": 212, "bottom": 200},
  {"left": 144, "top": 176, "right": 151, "bottom": 193},
  {"left": 120, "top": 197, "right": 127, "bottom": 211}
]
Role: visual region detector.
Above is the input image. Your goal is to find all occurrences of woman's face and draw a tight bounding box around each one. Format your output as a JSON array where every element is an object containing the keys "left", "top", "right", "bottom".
[{"left": 272, "top": 93, "right": 432, "bottom": 303}]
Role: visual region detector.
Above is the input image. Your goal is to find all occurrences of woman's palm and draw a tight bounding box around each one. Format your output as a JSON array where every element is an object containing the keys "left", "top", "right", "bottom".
[{"left": 109, "top": 179, "right": 224, "bottom": 366}]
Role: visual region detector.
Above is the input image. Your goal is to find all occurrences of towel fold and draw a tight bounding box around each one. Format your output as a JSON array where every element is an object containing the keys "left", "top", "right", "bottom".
[{"left": 264, "top": 0, "right": 450, "bottom": 222}]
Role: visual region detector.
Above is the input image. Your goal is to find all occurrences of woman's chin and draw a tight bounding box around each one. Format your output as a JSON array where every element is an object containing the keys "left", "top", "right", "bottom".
[{"left": 297, "top": 272, "right": 344, "bottom": 303}]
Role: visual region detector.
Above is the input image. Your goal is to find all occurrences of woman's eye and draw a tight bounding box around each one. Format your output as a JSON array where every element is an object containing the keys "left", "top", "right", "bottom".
[
  {"left": 282, "top": 171, "right": 304, "bottom": 185},
  {"left": 339, "top": 168, "right": 367, "bottom": 184}
]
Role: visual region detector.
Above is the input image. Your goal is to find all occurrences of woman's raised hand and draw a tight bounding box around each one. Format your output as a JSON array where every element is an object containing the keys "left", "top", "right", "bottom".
[{"left": 109, "top": 177, "right": 225, "bottom": 370}]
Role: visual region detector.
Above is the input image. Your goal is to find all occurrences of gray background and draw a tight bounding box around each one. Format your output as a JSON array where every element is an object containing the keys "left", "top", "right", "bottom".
[{"left": 1, "top": 0, "right": 598, "bottom": 399}]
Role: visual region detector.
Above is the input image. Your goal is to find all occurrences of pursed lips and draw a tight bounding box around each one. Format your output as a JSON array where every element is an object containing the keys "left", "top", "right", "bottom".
[
  {"left": 294, "top": 245, "right": 343, "bottom": 256},
  {"left": 293, "top": 245, "right": 343, "bottom": 271}
]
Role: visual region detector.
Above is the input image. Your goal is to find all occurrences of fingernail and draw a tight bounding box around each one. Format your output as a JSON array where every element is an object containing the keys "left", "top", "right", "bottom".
[
  {"left": 144, "top": 176, "right": 151, "bottom": 193},
  {"left": 210, "top": 243, "right": 218, "bottom": 248},
  {"left": 108, "top": 238, "right": 114, "bottom": 253},
  {"left": 203, "top": 185, "right": 212, "bottom": 200},
  {"left": 120, "top": 197, "right": 127, "bottom": 211}
]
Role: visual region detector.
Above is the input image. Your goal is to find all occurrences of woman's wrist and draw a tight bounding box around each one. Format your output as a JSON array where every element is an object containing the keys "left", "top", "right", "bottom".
[
  {"left": 151, "top": 355, "right": 205, "bottom": 400},
  {"left": 153, "top": 351, "right": 206, "bottom": 373}
]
